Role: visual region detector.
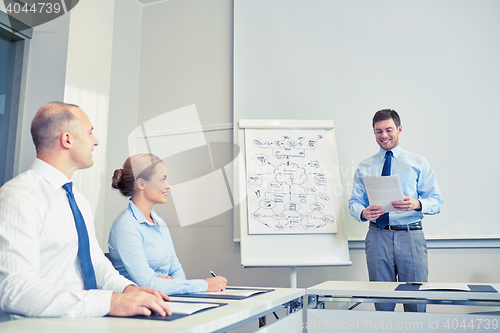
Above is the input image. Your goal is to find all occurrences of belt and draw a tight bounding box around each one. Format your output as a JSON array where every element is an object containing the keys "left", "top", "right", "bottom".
[{"left": 371, "top": 221, "right": 422, "bottom": 231}]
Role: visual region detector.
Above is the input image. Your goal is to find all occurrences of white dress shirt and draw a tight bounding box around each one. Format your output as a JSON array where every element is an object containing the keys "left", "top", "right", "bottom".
[{"left": 0, "top": 159, "right": 133, "bottom": 319}]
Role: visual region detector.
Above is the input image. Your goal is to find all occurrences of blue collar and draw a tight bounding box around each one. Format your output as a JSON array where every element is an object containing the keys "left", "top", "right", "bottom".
[
  {"left": 378, "top": 145, "right": 402, "bottom": 160},
  {"left": 128, "top": 199, "right": 163, "bottom": 226}
]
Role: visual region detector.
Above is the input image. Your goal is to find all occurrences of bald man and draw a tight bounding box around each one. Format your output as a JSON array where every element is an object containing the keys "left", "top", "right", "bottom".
[{"left": 0, "top": 102, "right": 171, "bottom": 320}]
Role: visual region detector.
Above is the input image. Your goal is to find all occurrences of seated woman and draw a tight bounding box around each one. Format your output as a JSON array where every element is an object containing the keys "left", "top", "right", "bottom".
[{"left": 108, "top": 153, "right": 227, "bottom": 295}]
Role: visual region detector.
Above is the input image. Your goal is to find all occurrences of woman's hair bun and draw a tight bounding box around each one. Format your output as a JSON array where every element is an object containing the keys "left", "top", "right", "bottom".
[{"left": 111, "top": 169, "right": 123, "bottom": 189}]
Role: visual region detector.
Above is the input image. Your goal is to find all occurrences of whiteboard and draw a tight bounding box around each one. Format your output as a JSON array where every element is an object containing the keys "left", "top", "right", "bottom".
[
  {"left": 234, "top": 0, "right": 500, "bottom": 240},
  {"left": 238, "top": 119, "right": 351, "bottom": 267}
]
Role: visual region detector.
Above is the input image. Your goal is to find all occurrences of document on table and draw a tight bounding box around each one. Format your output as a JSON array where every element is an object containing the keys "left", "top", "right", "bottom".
[
  {"left": 120, "top": 301, "right": 227, "bottom": 321},
  {"left": 201, "top": 289, "right": 268, "bottom": 297},
  {"left": 396, "top": 283, "right": 497, "bottom": 293},
  {"left": 168, "top": 301, "right": 221, "bottom": 315},
  {"left": 171, "top": 287, "right": 275, "bottom": 300},
  {"left": 419, "top": 283, "right": 471, "bottom": 291},
  {"left": 362, "top": 175, "right": 404, "bottom": 212}
]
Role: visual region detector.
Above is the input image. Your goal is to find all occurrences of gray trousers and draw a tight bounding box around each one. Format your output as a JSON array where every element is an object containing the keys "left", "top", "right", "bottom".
[{"left": 365, "top": 223, "right": 428, "bottom": 312}]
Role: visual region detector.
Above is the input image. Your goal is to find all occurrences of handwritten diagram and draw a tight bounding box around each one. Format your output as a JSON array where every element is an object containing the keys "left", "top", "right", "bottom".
[{"left": 244, "top": 129, "right": 337, "bottom": 234}]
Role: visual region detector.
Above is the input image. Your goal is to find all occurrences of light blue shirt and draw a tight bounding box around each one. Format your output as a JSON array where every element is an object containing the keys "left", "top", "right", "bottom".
[
  {"left": 108, "top": 200, "right": 207, "bottom": 294},
  {"left": 349, "top": 145, "right": 443, "bottom": 225}
]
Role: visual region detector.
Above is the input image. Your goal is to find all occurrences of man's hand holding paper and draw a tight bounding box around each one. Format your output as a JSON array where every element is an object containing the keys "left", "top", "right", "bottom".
[
  {"left": 361, "top": 205, "right": 386, "bottom": 221},
  {"left": 392, "top": 196, "right": 422, "bottom": 211},
  {"left": 361, "top": 175, "right": 412, "bottom": 221}
]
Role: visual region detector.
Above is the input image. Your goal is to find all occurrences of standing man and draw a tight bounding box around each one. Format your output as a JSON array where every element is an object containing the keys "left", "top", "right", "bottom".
[
  {"left": 0, "top": 102, "right": 171, "bottom": 320},
  {"left": 349, "top": 109, "right": 443, "bottom": 312}
]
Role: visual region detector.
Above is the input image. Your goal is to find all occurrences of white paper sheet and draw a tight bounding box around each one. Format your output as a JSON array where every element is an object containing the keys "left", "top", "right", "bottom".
[
  {"left": 419, "top": 283, "right": 471, "bottom": 291},
  {"left": 194, "top": 288, "right": 266, "bottom": 297},
  {"left": 168, "top": 302, "right": 220, "bottom": 315},
  {"left": 362, "top": 175, "right": 404, "bottom": 212}
]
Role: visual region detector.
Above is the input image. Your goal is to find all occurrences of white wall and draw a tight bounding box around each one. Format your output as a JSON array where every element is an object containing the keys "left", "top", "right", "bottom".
[{"left": 103, "top": 0, "right": 143, "bottom": 247}]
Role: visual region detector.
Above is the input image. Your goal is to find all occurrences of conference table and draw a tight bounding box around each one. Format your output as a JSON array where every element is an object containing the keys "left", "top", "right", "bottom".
[
  {"left": 306, "top": 281, "right": 500, "bottom": 332},
  {"left": 5, "top": 281, "right": 499, "bottom": 332},
  {"left": 0, "top": 287, "right": 305, "bottom": 333}
]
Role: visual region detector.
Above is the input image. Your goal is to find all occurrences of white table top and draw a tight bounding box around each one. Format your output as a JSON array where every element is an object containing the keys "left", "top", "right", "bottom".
[
  {"left": 0, "top": 287, "right": 305, "bottom": 333},
  {"left": 307, "top": 280, "right": 500, "bottom": 301}
]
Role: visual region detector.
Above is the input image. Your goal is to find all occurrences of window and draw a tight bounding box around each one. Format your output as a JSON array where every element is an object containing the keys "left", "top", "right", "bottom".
[{"left": 0, "top": 11, "right": 31, "bottom": 185}]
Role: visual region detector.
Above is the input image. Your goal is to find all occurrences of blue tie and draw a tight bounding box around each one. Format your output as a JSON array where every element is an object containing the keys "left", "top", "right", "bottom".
[
  {"left": 62, "top": 182, "right": 97, "bottom": 290},
  {"left": 376, "top": 151, "right": 393, "bottom": 230}
]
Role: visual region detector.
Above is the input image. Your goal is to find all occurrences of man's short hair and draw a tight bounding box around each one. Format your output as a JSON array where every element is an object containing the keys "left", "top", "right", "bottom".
[
  {"left": 372, "top": 109, "right": 401, "bottom": 128},
  {"left": 31, "top": 102, "right": 80, "bottom": 153}
]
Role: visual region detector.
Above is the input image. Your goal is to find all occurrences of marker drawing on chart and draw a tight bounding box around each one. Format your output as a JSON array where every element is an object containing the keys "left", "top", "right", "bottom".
[{"left": 244, "top": 130, "right": 337, "bottom": 235}]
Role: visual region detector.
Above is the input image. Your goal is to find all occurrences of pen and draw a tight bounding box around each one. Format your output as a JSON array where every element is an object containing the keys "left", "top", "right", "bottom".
[{"left": 210, "top": 271, "right": 217, "bottom": 277}]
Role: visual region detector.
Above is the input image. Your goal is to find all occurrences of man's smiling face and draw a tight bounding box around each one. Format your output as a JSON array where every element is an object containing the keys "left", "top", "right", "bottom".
[{"left": 373, "top": 118, "right": 402, "bottom": 151}]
